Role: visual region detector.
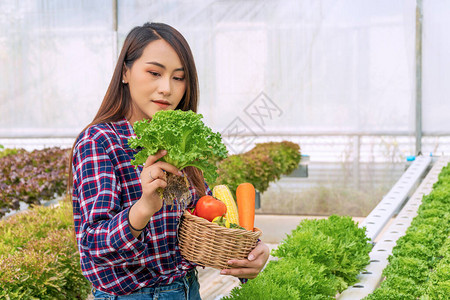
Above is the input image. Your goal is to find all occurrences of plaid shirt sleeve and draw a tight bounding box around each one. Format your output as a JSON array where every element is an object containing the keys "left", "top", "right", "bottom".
[{"left": 73, "top": 135, "right": 147, "bottom": 266}]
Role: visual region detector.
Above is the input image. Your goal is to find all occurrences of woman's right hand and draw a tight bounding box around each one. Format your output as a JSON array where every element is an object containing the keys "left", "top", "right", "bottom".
[
  {"left": 128, "top": 149, "right": 181, "bottom": 236},
  {"left": 139, "top": 149, "right": 181, "bottom": 214}
]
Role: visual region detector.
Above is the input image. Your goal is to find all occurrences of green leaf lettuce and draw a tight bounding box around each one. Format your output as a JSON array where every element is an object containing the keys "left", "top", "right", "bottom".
[{"left": 128, "top": 110, "right": 228, "bottom": 184}]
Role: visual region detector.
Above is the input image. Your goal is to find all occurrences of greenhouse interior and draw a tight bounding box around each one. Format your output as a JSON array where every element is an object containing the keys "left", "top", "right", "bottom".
[{"left": 1, "top": 0, "right": 449, "bottom": 299}]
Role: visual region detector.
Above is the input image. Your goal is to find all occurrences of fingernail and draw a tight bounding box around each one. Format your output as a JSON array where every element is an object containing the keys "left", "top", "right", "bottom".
[
  {"left": 220, "top": 270, "right": 227, "bottom": 275},
  {"left": 248, "top": 254, "right": 255, "bottom": 261},
  {"left": 178, "top": 171, "right": 183, "bottom": 176},
  {"left": 162, "top": 150, "right": 167, "bottom": 154}
]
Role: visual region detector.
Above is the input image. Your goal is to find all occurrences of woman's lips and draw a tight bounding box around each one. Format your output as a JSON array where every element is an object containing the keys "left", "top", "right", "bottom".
[{"left": 152, "top": 100, "right": 170, "bottom": 108}]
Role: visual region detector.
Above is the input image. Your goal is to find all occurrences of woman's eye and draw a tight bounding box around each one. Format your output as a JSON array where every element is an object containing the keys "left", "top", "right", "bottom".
[
  {"left": 173, "top": 77, "right": 185, "bottom": 81},
  {"left": 149, "top": 71, "right": 160, "bottom": 77}
]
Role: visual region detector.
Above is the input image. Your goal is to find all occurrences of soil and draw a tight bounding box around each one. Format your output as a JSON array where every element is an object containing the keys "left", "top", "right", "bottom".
[{"left": 159, "top": 173, "right": 191, "bottom": 206}]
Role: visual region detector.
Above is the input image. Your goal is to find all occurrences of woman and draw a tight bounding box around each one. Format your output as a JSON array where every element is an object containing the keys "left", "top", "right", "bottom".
[{"left": 69, "top": 22, "right": 269, "bottom": 299}]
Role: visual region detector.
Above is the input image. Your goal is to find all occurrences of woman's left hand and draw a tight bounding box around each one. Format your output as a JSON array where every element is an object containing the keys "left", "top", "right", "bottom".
[{"left": 220, "top": 242, "right": 270, "bottom": 279}]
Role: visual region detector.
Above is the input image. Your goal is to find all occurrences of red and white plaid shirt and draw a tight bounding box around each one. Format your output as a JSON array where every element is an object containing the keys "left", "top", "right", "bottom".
[{"left": 72, "top": 118, "right": 209, "bottom": 295}]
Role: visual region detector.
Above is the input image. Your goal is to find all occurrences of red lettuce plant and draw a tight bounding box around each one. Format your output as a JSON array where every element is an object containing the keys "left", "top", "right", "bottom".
[{"left": 0, "top": 147, "right": 69, "bottom": 217}]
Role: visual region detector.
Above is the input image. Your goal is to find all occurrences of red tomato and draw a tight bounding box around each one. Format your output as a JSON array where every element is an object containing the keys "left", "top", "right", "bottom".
[{"left": 195, "top": 196, "right": 227, "bottom": 222}]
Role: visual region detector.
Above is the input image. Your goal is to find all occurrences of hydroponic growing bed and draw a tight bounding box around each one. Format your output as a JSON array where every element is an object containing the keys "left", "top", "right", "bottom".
[
  {"left": 225, "top": 156, "right": 450, "bottom": 299},
  {"left": 339, "top": 155, "right": 450, "bottom": 299}
]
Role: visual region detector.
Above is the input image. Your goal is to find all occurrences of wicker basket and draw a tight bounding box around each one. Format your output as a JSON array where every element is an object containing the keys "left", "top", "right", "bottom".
[{"left": 178, "top": 210, "right": 262, "bottom": 269}]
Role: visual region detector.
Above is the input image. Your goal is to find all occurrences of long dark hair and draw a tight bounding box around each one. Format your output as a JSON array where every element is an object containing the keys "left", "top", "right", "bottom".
[{"left": 67, "top": 22, "right": 206, "bottom": 199}]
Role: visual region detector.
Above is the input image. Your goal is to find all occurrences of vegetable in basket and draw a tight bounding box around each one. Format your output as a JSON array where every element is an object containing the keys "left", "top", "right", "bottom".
[
  {"left": 212, "top": 216, "right": 246, "bottom": 230},
  {"left": 128, "top": 110, "right": 228, "bottom": 205},
  {"left": 236, "top": 182, "right": 256, "bottom": 231},
  {"left": 194, "top": 195, "right": 227, "bottom": 222},
  {"left": 213, "top": 184, "right": 240, "bottom": 225}
]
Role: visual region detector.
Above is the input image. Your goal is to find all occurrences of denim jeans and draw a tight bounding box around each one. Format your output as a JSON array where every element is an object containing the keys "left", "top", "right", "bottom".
[{"left": 92, "top": 269, "right": 201, "bottom": 300}]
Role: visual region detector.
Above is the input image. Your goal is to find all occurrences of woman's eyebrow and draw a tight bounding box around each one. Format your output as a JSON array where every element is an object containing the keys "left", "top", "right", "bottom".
[{"left": 145, "top": 61, "right": 184, "bottom": 71}]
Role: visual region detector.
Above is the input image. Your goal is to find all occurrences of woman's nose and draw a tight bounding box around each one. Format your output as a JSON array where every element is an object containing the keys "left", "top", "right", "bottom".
[{"left": 158, "top": 76, "right": 171, "bottom": 95}]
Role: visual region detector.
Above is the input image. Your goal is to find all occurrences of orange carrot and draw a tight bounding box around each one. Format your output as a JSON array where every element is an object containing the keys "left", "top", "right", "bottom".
[{"left": 236, "top": 183, "right": 255, "bottom": 231}]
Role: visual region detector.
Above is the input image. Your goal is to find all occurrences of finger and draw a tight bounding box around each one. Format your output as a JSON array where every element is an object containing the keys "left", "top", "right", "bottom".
[
  {"left": 153, "top": 161, "right": 183, "bottom": 176},
  {"left": 220, "top": 267, "right": 258, "bottom": 279},
  {"left": 143, "top": 149, "right": 167, "bottom": 167},
  {"left": 141, "top": 178, "right": 167, "bottom": 201},
  {"left": 226, "top": 245, "right": 265, "bottom": 267},
  {"left": 247, "top": 243, "right": 265, "bottom": 261},
  {"left": 227, "top": 259, "right": 259, "bottom": 268},
  {"left": 144, "top": 168, "right": 166, "bottom": 183},
  {"left": 148, "top": 178, "right": 168, "bottom": 190}
]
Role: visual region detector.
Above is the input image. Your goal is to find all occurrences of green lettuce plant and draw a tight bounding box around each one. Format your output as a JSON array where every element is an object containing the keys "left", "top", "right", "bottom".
[
  {"left": 0, "top": 144, "right": 21, "bottom": 158},
  {"left": 423, "top": 239, "right": 450, "bottom": 299},
  {"left": 365, "top": 162, "right": 450, "bottom": 299},
  {"left": 215, "top": 141, "right": 301, "bottom": 194},
  {"left": 0, "top": 201, "right": 90, "bottom": 299},
  {"left": 273, "top": 215, "right": 372, "bottom": 285},
  {"left": 224, "top": 215, "right": 371, "bottom": 299},
  {"left": 128, "top": 110, "right": 228, "bottom": 204}
]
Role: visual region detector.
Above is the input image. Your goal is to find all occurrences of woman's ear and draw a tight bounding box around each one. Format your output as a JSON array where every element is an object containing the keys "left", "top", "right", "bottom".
[{"left": 122, "top": 63, "right": 129, "bottom": 84}]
